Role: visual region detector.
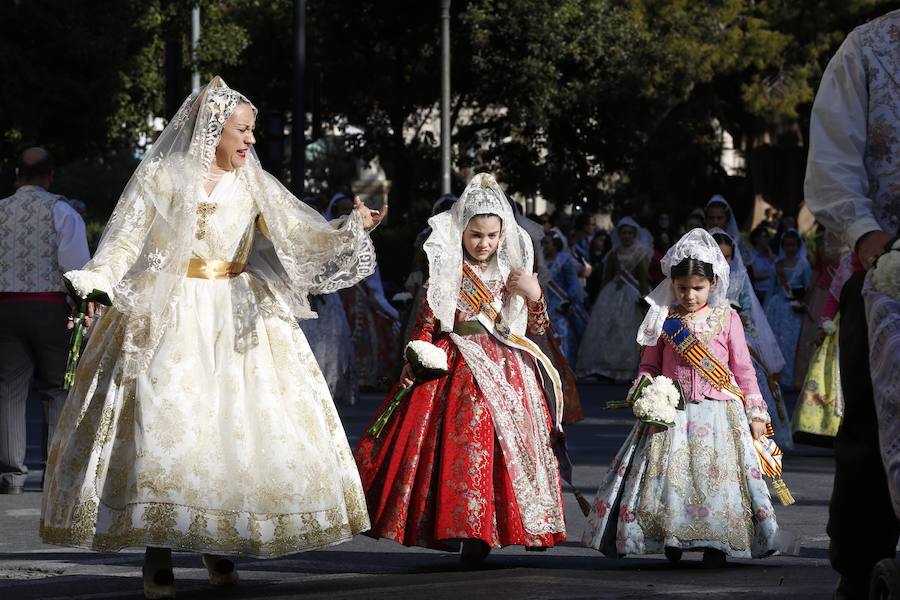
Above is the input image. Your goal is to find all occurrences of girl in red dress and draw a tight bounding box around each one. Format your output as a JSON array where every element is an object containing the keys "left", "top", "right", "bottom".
[{"left": 354, "top": 173, "right": 567, "bottom": 565}]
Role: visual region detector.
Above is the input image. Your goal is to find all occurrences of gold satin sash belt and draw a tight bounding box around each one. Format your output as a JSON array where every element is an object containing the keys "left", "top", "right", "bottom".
[{"left": 186, "top": 258, "right": 245, "bottom": 279}]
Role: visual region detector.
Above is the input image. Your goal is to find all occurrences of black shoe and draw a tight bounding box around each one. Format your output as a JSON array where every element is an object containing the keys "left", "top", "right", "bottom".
[
  {"left": 460, "top": 539, "right": 491, "bottom": 568},
  {"left": 664, "top": 546, "right": 683, "bottom": 564},
  {"left": 142, "top": 565, "right": 175, "bottom": 599},
  {"left": 0, "top": 484, "right": 24, "bottom": 495},
  {"left": 202, "top": 554, "right": 239, "bottom": 586},
  {"left": 701, "top": 549, "right": 727, "bottom": 569}
]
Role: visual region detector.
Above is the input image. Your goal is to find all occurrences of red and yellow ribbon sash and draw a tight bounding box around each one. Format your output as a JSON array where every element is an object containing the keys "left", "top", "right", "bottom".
[
  {"left": 660, "top": 314, "right": 746, "bottom": 407},
  {"left": 459, "top": 263, "right": 565, "bottom": 429}
]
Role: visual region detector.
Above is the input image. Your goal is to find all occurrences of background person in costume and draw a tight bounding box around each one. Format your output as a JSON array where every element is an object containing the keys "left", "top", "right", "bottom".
[
  {"left": 794, "top": 228, "right": 848, "bottom": 386},
  {"left": 748, "top": 224, "right": 776, "bottom": 303},
  {"left": 711, "top": 229, "right": 792, "bottom": 451},
  {"left": 705, "top": 195, "right": 752, "bottom": 263},
  {"left": 354, "top": 173, "right": 566, "bottom": 566},
  {"left": 763, "top": 229, "right": 813, "bottom": 390},
  {"left": 327, "top": 193, "right": 402, "bottom": 391},
  {"left": 541, "top": 229, "right": 587, "bottom": 364},
  {"left": 583, "top": 229, "right": 779, "bottom": 567},
  {"left": 0, "top": 147, "right": 91, "bottom": 495},
  {"left": 40, "top": 78, "right": 380, "bottom": 598},
  {"left": 792, "top": 253, "right": 860, "bottom": 445},
  {"left": 299, "top": 198, "right": 360, "bottom": 406},
  {"left": 576, "top": 217, "right": 652, "bottom": 382}
]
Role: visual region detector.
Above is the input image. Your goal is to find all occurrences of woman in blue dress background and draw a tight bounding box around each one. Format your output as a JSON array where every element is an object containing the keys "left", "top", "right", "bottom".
[{"left": 764, "top": 229, "right": 813, "bottom": 390}]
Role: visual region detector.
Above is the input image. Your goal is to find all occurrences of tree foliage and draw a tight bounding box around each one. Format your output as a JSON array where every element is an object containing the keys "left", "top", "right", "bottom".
[{"left": 3, "top": 0, "right": 899, "bottom": 221}]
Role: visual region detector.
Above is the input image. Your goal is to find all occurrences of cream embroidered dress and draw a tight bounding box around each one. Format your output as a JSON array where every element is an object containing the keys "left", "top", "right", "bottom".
[{"left": 40, "top": 78, "right": 372, "bottom": 558}]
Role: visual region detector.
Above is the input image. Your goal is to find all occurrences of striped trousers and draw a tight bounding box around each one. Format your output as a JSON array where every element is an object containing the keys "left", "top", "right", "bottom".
[{"left": 0, "top": 301, "right": 69, "bottom": 488}]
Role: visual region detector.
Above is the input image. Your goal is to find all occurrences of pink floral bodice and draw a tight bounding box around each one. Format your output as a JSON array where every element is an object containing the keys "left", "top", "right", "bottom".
[{"left": 638, "top": 306, "right": 769, "bottom": 422}]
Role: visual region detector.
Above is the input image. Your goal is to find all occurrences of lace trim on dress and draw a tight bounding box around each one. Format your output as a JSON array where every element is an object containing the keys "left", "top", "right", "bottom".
[
  {"left": 683, "top": 306, "right": 730, "bottom": 346},
  {"left": 449, "top": 333, "right": 565, "bottom": 536}
]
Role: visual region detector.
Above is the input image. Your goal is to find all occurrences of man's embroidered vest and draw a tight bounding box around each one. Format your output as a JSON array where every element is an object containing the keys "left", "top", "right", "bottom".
[{"left": 0, "top": 187, "right": 64, "bottom": 292}]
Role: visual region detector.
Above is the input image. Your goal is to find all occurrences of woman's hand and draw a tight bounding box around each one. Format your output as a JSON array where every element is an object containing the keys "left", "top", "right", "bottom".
[
  {"left": 578, "top": 260, "right": 593, "bottom": 279},
  {"left": 400, "top": 362, "right": 416, "bottom": 388},
  {"left": 750, "top": 419, "right": 767, "bottom": 439},
  {"left": 354, "top": 196, "right": 388, "bottom": 231},
  {"left": 507, "top": 268, "right": 542, "bottom": 301},
  {"left": 67, "top": 301, "right": 98, "bottom": 330}
]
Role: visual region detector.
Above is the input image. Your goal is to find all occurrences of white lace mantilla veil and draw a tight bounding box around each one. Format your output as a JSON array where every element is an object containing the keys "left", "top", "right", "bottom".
[
  {"left": 776, "top": 228, "right": 811, "bottom": 271},
  {"left": 706, "top": 195, "right": 742, "bottom": 242},
  {"left": 709, "top": 227, "right": 786, "bottom": 374},
  {"left": 708, "top": 226, "right": 750, "bottom": 300},
  {"left": 423, "top": 172, "right": 534, "bottom": 336},
  {"left": 610, "top": 216, "right": 654, "bottom": 254},
  {"left": 67, "top": 76, "right": 374, "bottom": 374},
  {"left": 638, "top": 228, "right": 731, "bottom": 346}
]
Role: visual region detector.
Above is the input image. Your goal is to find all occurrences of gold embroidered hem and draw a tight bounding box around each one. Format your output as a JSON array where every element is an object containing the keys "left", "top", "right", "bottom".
[
  {"left": 41, "top": 268, "right": 371, "bottom": 558},
  {"left": 583, "top": 399, "right": 779, "bottom": 558},
  {"left": 39, "top": 500, "right": 368, "bottom": 558},
  {"left": 186, "top": 258, "right": 245, "bottom": 279}
]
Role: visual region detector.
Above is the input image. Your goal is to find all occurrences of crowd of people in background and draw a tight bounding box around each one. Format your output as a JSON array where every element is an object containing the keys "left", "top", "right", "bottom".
[{"left": 292, "top": 182, "right": 855, "bottom": 463}]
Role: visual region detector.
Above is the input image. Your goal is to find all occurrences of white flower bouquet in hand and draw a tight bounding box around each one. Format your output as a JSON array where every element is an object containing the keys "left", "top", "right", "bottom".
[
  {"left": 632, "top": 375, "right": 683, "bottom": 428},
  {"left": 607, "top": 374, "right": 684, "bottom": 428},
  {"left": 367, "top": 340, "right": 449, "bottom": 438},
  {"left": 873, "top": 239, "right": 900, "bottom": 301}
]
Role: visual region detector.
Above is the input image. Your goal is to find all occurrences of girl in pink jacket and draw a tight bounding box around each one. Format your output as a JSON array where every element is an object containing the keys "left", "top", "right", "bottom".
[{"left": 583, "top": 229, "right": 780, "bottom": 567}]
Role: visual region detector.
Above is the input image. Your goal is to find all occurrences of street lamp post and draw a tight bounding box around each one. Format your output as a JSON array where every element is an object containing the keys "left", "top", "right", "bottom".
[
  {"left": 292, "top": 0, "right": 307, "bottom": 194},
  {"left": 440, "top": 0, "right": 451, "bottom": 195},
  {"left": 191, "top": 5, "right": 200, "bottom": 92}
]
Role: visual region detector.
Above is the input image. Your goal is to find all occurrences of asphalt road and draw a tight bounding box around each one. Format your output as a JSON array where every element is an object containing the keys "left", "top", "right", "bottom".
[{"left": 0, "top": 383, "right": 839, "bottom": 599}]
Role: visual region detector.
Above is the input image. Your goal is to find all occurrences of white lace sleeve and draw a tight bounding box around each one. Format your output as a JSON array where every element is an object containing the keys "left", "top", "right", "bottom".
[{"left": 65, "top": 177, "right": 159, "bottom": 302}]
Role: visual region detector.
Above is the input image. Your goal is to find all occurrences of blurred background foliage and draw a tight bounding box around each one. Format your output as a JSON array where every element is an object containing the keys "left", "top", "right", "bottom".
[{"left": 2, "top": 0, "right": 898, "bottom": 260}]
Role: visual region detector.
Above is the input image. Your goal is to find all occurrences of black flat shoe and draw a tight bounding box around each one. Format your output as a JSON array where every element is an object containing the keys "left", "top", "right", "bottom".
[
  {"left": 664, "top": 546, "right": 683, "bottom": 564},
  {"left": 142, "top": 565, "right": 175, "bottom": 599},
  {"left": 460, "top": 539, "right": 491, "bottom": 568},
  {"left": 202, "top": 554, "right": 239, "bottom": 586},
  {"left": 701, "top": 549, "right": 727, "bottom": 569}
]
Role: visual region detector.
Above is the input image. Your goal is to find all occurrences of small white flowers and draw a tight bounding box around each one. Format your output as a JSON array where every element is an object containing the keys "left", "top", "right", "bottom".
[
  {"left": 405, "top": 340, "right": 449, "bottom": 372},
  {"left": 873, "top": 239, "right": 900, "bottom": 301},
  {"left": 821, "top": 319, "right": 838, "bottom": 335},
  {"left": 632, "top": 375, "right": 682, "bottom": 427},
  {"left": 64, "top": 270, "right": 113, "bottom": 303}
]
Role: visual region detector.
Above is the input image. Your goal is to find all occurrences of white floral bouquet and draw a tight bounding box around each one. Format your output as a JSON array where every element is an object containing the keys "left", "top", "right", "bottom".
[
  {"left": 632, "top": 375, "right": 683, "bottom": 428},
  {"left": 605, "top": 374, "right": 684, "bottom": 428},
  {"left": 367, "top": 340, "right": 449, "bottom": 438},
  {"left": 873, "top": 238, "right": 900, "bottom": 301}
]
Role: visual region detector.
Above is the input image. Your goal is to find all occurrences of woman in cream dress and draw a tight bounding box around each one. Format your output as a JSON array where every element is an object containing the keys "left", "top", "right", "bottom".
[{"left": 40, "top": 77, "right": 380, "bottom": 598}]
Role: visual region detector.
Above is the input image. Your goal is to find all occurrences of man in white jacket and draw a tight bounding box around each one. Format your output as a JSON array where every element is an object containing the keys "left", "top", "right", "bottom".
[
  {"left": 804, "top": 9, "right": 900, "bottom": 598},
  {"left": 0, "top": 147, "right": 90, "bottom": 494}
]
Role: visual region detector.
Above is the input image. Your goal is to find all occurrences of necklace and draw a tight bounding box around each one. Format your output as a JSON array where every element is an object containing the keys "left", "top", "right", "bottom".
[
  {"left": 465, "top": 258, "right": 489, "bottom": 271},
  {"left": 687, "top": 303, "right": 708, "bottom": 314},
  {"left": 464, "top": 253, "right": 491, "bottom": 271}
]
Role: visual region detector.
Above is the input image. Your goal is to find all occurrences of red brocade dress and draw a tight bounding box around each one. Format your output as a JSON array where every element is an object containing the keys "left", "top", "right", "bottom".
[{"left": 354, "top": 277, "right": 567, "bottom": 551}]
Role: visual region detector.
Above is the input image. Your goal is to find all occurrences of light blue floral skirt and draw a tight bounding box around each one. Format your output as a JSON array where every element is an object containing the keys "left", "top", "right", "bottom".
[{"left": 583, "top": 399, "right": 779, "bottom": 559}]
